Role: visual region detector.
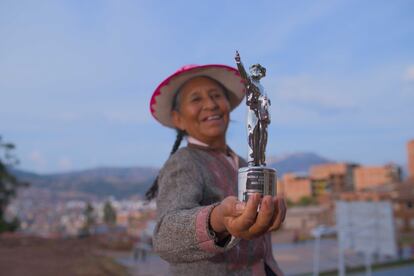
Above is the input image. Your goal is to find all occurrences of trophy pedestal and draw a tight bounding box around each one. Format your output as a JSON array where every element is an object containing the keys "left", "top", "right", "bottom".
[{"left": 238, "top": 166, "right": 277, "bottom": 202}]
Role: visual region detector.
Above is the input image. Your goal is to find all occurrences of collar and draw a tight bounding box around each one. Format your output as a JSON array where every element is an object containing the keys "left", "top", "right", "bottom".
[
  {"left": 187, "top": 136, "right": 235, "bottom": 157},
  {"left": 187, "top": 136, "right": 209, "bottom": 148},
  {"left": 187, "top": 137, "right": 239, "bottom": 170}
]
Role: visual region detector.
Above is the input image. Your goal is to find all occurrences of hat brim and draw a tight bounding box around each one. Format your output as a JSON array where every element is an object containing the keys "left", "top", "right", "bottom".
[{"left": 150, "top": 64, "right": 246, "bottom": 128}]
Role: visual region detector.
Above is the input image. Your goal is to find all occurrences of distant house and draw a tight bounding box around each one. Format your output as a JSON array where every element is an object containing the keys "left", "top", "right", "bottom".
[
  {"left": 353, "top": 164, "right": 401, "bottom": 191},
  {"left": 278, "top": 173, "right": 312, "bottom": 203},
  {"left": 340, "top": 178, "right": 414, "bottom": 242}
]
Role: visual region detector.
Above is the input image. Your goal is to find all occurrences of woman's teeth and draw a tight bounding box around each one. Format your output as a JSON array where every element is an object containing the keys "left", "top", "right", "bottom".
[{"left": 206, "top": 115, "right": 221, "bottom": 121}]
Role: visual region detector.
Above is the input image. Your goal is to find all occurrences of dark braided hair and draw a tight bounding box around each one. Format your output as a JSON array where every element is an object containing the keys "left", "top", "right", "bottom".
[{"left": 145, "top": 129, "right": 185, "bottom": 200}]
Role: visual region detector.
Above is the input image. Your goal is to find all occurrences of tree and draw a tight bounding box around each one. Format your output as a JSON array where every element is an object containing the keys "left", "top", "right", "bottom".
[
  {"left": 84, "top": 202, "right": 95, "bottom": 227},
  {"left": 0, "top": 136, "right": 29, "bottom": 232},
  {"left": 103, "top": 201, "right": 117, "bottom": 225},
  {"left": 285, "top": 198, "right": 294, "bottom": 207},
  {"left": 80, "top": 202, "right": 95, "bottom": 236},
  {"left": 297, "top": 196, "right": 316, "bottom": 206}
]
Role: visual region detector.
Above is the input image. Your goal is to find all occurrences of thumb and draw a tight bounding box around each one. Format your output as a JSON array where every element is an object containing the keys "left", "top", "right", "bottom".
[
  {"left": 221, "top": 196, "right": 245, "bottom": 217},
  {"left": 235, "top": 201, "right": 246, "bottom": 214}
]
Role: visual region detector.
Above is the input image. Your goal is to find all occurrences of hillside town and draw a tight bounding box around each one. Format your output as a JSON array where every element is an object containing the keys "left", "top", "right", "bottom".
[
  {"left": 7, "top": 193, "right": 157, "bottom": 240},
  {"left": 279, "top": 139, "right": 414, "bottom": 246},
  {"left": 3, "top": 140, "right": 413, "bottom": 275},
  {"left": 5, "top": 140, "right": 413, "bottom": 248}
]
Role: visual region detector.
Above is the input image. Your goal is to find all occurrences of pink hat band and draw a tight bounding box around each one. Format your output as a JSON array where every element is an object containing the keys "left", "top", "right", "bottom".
[{"left": 150, "top": 64, "right": 246, "bottom": 128}]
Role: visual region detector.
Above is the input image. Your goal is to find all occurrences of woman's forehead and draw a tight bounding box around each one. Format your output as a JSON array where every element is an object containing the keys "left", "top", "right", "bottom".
[
  {"left": 173, "top": 76, "right": 229, "bottom": 110},
  {"left": 180, "top": 76, "right": 223, "bottom": 93}
]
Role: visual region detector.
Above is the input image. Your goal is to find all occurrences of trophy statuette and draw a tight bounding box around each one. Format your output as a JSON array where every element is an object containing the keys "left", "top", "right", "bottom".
[{"left": 235, "top": 51, "right": 277, "bottom": 202}]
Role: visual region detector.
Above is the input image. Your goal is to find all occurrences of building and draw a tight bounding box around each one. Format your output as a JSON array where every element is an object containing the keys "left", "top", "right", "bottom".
[
  {"left": 116, "top": 211, "right": 130, "bottom": 227},
  {"left": 309, "top": 163, "right": 358, "bottom": 198},
  {"left": 408, "top": 140, "right": 414, "bottom": 178},
  {"left": 283, "top": 205, "right": 333, "bottom": 234},
  {"left": 353, "top": 164, "right": 401, "bottom": 191},
  {"left": 392, "top": 179, "right": 414, "bottom": 235},
  {"left": 278, "top": 173, "right": 312, "bottom": 203},
  {"left": 340, "top": 179, "right": 414, "bottom": 239}
]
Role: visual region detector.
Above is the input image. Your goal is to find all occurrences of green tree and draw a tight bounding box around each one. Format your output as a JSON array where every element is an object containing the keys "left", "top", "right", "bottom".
[
  {"left": 285, "top": 198, "right": 294, "bottom": 207},
  {"left": 0, "top": 136, "right": 29, "bottom": 232},
  {"left": 298, "top": 196, "right": 316, "bottom": 206},
  {"left": 80, "top": 202, "right": 95, "bottom": 236},
  {"left": 103, "top": 201, "right": 116, "bottom": 225}
]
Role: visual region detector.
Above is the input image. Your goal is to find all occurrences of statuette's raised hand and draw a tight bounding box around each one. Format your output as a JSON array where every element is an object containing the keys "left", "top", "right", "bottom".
[{"left": 235, "top": 51, "right": 241, "bottom": 63}]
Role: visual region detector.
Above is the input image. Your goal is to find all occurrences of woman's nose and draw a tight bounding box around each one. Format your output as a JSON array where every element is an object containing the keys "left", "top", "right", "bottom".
[{"left": 203, "top": 96, "right": 219, "bottom": 109}]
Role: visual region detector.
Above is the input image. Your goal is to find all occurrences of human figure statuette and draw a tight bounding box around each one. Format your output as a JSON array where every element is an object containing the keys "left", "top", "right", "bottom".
[
  {"left": 235, "top": 51, "right": 271, "bottom": 166},
  {"left": 235, "top": 51, "right": 276, "bottom": 202}
]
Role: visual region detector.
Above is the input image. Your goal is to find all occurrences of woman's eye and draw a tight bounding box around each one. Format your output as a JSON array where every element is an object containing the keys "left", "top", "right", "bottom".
[
  {"left": 190, "top": 96, "right": 201, "bottom": 102},
  {"left": 212, "top": 93, "right": 223, "bottom": 99}
]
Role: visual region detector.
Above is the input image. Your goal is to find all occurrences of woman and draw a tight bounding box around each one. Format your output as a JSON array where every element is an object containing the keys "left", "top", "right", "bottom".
[{"left": 147, "top": 64, "right": 286, "bottom": 276}]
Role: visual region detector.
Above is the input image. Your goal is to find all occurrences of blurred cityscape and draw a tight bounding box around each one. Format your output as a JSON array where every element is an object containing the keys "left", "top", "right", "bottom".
[
  {"left": 7, "top": 194, "right": 156, "bottom": 239},
  {"left": 1, "top": 139, "right": 414, "bottom": 275},
  {"left": 278, "top": 140, "right": 414, "bottom": 244}
]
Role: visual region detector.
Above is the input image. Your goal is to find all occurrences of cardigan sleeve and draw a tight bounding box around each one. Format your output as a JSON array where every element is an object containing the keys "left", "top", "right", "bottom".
[{"left": 153, "top": 149, "right": 236, "bottom": 263}]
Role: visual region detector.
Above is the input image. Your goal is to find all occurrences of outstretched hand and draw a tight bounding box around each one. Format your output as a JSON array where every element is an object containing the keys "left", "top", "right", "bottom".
[{"left": 210, "top": 194, "right": 286, "bottom": 240}]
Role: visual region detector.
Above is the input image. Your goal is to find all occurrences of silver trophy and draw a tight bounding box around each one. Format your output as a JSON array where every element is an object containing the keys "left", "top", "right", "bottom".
[{"left": 235, "top": 51, "right": 276, "bottom": 202}]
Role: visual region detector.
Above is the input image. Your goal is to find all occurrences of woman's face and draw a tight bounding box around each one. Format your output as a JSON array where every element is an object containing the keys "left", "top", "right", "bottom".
[{"left": 172, "top": 76, "right": 230, "bottom": 146}]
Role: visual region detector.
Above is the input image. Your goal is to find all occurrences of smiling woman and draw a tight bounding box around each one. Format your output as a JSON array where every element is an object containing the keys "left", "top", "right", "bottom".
[
  {"left": 146, "top": 64, "right": 286, "bottom": 276},
  {"left": 171, "top": 76, "right": 231, "bottom": 151}
]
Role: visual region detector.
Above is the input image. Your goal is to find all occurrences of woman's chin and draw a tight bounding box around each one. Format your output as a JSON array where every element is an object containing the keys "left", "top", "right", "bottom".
[
  {"left": 201, "top": 121, "right": 228, "bottom": 136},
  {"left": 201, "top": 130, "right": 227, "bottom": 142}
]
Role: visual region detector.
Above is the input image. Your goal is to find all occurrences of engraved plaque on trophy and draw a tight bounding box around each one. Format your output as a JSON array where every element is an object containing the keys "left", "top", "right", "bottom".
[{"left": 235, "top": 51, "right": 277, "bottom": 202}]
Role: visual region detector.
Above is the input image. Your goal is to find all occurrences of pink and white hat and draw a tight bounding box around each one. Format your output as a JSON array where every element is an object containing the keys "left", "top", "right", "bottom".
[{"left": 150, "top": 64, "right": 246, "bottom": 128}]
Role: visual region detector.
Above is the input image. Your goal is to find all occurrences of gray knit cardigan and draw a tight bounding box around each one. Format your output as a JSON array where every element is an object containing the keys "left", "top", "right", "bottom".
[{"left": 154, "top": 144, "right": 283, "bottom": 276}]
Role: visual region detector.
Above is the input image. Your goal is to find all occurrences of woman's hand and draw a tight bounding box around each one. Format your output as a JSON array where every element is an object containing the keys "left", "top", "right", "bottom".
[{"left": 210, "top": 193, "right": 286, "bottom": 240}]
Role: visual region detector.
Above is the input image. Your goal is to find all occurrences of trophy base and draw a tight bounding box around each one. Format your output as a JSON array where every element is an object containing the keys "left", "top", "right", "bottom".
[{"left": 238, "top": 166, "right": 277, "bottom": 202}]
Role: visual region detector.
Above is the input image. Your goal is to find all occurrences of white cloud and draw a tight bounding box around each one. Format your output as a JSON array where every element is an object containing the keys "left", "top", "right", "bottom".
[
  {"left": 58, "top": 157, "right": 72, "bottom": 171},
  {"left": 256, "top": 1, "right": 342, "bottom": 54},
  {"left": 28, "top": 150, "right": 47, "bottom": 171},
  {"left": 262, "top": 61, "right": 414, "bottom": 128},
  {"left": 403, "top": 65, "right": 414, "bottom": 81},
  {"left": 271, "top": 74, "right": 356, "bottom": 109}
]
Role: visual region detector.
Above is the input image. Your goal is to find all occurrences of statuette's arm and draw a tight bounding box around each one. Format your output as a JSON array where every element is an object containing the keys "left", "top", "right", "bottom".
[{"left": 235, "top": 51, "right": 250, "bottom": 84}]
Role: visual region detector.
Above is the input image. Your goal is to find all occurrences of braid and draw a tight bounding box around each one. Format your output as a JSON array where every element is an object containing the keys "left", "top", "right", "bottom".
[
  {"left": 170, "top": 129, "right": 184, "bottom": 155},
  {"left": 145, "top": 129, "right": 185, "bottom": 200}
]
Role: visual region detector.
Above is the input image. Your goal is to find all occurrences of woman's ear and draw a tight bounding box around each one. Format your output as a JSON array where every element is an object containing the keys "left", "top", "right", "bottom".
[{"left": 171, "top": 110, "right": 185, "bottom": 131}]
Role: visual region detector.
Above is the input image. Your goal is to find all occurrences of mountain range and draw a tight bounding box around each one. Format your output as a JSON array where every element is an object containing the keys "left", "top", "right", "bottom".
[
  {"left": 13, "top": 152, "right": 331, "bottom": 199},
  {"left": 267, "top": 152, "right": 331, "bottom": 176}
]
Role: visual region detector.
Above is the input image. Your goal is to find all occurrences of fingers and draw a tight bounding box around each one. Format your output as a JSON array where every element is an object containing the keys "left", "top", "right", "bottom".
[
  {"left": 222, "top": 194, "right": 286, "bottom": 239},
  {"left": 220, "top": 196, "right": 245, "bottom": 217},
  {"left": 280, "top": 197, "right": 287, "bottom": 222},
  {"left": 268, "top": 196, "right": 287, "bottom": 231},
  {"left": 247, "top": 195, "right": 274, "bottom": 236},
  {"left": 232, "top": 193, "right": 261, "bottom": 230}
]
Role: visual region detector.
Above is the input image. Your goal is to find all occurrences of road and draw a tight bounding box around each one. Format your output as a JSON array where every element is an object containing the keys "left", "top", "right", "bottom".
[{"left": 116, "top": 239, "right": 412, "bottom": 275}]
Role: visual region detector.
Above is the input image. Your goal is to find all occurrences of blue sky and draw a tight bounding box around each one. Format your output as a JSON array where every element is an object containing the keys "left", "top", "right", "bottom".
[{"left": 1, "top": 0, "right": 413, "bottom": 173}]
